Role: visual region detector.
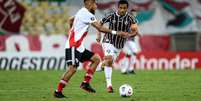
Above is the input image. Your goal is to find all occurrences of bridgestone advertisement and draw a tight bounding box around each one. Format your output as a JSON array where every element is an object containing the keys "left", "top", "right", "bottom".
[
  {"left": 0, "top": 35, "right": 201, "bottom": 70},
  {"left": 0, "top": 53, "right": 66, "bottom": 70}
]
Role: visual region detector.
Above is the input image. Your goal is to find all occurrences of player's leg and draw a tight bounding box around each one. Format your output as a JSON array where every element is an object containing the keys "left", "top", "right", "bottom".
[
  {"left": 96, "top": 60, "right": 106, "bottom": 71},
  {"left": 54, "top": 65, "right": 77, "bottom": 98},
  {"left": 121, "top": 41, "right": 133, "bottom": 74},
  {"left": 119, "top": 54, "right": 130, "bottom": 74},
  {"left": 102, "top": 43, "right": 115, "bottom": 93},
  {"left": 128, "top": 54, "right": 136, "bottom": 74},
  {"left": 124, "top": 40, "right": 139, "bottom": 74},
  {"left": 54, "top": 48, "right": 79, "bottom": 98},
  {"left": 88, "top": 54, "right": 101, "bottom": 72},
  {"left": 80, "top": 49, "right": 100, "bottom": 93},
  {"left": 128, "top": 40, "right": 140, "bottom": 73},
  {"left": 104, "top": 55, "right": 114, "bottom": 93}
]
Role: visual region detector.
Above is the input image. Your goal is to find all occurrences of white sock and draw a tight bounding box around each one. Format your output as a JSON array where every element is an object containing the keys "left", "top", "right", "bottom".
[
  {"left": 120, "top": 57, "right": 129, "bottom": 73},
  {"left": 104, "top": 66, "right": 112, "bottom": 87},
  {"left": 129, "top": 55, "right": 135, "bottom": 71}
]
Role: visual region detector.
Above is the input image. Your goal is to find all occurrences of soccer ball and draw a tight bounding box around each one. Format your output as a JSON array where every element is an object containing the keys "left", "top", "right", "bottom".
[{"left": 119, "top": 84, "right": 133, "bottom": 97}]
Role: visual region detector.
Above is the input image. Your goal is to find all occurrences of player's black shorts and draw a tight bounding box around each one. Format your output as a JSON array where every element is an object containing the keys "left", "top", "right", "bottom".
[{"left": 65, "top": 47, "right": 94, "bottom": 67}]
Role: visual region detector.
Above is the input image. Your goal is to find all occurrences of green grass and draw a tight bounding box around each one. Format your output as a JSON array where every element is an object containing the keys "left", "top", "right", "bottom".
[{"left": 0, "top": 70, "right": 201, "bottom": 101}]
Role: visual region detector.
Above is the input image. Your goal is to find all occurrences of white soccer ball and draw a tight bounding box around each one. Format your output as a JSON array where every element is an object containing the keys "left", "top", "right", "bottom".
[{"left": 119, "top": 84, "right": 133, "bottom": 97}]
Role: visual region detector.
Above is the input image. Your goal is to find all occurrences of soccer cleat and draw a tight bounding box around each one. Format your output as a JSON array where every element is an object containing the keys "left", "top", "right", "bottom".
[
  {"left": 128, "top": 70, "right": 136, "bottom": 74},
  {"left": 53, "top": 91, "right": 66, "bottom": 98},
  {"left": 80, "top": 82, "right": 96, "bottom": 93},
  {"left": 121, "top": 72, "right": 128, "bottom": 75},
  {"left": 107, "top": 86, "right": 114, "bottom": 93}
]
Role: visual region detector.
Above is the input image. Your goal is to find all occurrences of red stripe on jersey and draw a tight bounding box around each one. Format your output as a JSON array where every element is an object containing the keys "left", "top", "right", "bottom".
[
  {"left": 69, "top": 29, "right": 88, "bottom": 48},
  {"left": 69, "top": 29, "right": 75, "bottom": 47}
]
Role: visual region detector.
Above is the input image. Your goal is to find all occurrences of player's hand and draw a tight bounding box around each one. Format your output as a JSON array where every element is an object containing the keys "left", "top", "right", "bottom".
[
  {"left": 117, "top": 31, "right": 129, "bottom": 38},
  {"left": 128, "top": 32, "right": 137, "bottom": 37},
  {"left": 136, "top": 33, "right": 141, "bottom": 37},
  {"left": 132, "top": 32, "right": 141, "bottom": 38}
]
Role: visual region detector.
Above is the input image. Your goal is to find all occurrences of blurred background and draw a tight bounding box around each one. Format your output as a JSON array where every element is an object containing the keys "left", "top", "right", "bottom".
[{"left": 0, "top": 0, "right": 201, "bottom": 70}]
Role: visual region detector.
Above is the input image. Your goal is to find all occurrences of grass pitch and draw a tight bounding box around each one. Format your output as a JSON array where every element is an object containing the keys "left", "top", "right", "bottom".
[{"left": 0, "top": 70, "right": 201, "bottom": 101}]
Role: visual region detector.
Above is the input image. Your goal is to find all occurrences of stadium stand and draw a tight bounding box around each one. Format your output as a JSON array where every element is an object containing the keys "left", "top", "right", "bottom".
[{"left": 19, "top": 0, "right": 69, "bottom": 35}]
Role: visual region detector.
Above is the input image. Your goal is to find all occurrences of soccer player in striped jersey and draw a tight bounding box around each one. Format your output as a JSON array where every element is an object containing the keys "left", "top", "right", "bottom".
[{"left": 96, "top": 0, "right": 140, "bottom": 93}]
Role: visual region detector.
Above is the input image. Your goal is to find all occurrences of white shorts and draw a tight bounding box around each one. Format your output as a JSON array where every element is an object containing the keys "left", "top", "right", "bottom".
[
  {"left": 123, "top": 40, "right": 140, "bottom": 55},
  {"left": 102, "top": 43, "right": 121, "bottom": 61}
]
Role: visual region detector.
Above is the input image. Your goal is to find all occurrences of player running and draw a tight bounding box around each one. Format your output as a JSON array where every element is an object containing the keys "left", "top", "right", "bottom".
[
  {"left": 54, "top": 0, "right": 129, "bottom": 98},
  {"left": 96, "top": 0, "right": 140, "bottom": 93},
  {"left": 120, "top": 25, "right": 141, "bottom": 74}
]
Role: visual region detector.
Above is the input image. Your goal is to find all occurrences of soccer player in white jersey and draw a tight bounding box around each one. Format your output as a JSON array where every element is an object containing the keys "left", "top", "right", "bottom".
[
  {"left": 96, "top": 0, "right": 140, "bottom": 93},
  {"left": 121, "top": 23, "right": 141, "bottom": 74},
  {"left": 54, "top": 0, "right": 129, "bottom": 98}
]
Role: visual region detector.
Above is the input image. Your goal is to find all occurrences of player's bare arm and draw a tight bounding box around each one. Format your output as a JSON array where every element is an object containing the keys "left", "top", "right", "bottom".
[
  {"left": 95, "top": 21, "right": 129, "bottom": 42},
  {"left": 96, "top": 21, "right": 103, "bottom": 43},
  {"left": 128, "top": 23, "right": 140, "bottom": 37},
  {"left": 92, "top": 21, "right": 129, "bottom": 38},
  {"left": 68, "top": 16, "right": 74, "bottom": 28}
]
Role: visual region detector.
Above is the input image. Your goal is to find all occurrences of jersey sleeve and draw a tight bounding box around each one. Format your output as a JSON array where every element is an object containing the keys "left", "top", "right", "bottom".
[
  {"left": 82, "top": 13, "right": 97, "bottom": 24},
  {"left": 129, "top": 15, "right": 137, "bottom": 24},
  {"left": 100, "top": 13, "right": 113, "bottom": 24}
]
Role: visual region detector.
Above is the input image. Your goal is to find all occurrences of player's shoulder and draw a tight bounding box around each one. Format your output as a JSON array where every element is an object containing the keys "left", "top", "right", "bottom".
[
  {"left": 127, "top": 13, "right": 138, "bottom": 23},
  {"left": 127, "top": 13, "right": 134, "bottom": 19},
  {"left": 77, "top": 7, "right": 94, "bottom": 17},
  {"left": 105, "top": 11, "right": 115, "bottom": 17}
]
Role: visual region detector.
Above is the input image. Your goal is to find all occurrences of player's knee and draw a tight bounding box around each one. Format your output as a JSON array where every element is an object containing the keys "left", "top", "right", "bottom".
[
  {"left": 104, "top": 56, "right": 113, "bottom": 66},
  {"left": 92, "top": 54, "right": 101, "bottom": 64},
  {"left": 108, "top": 60, "right": 113, "bottom": 66}
]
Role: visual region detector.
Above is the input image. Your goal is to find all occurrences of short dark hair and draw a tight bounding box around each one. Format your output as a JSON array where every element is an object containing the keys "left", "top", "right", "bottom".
[{"left": 118, "top": 0, "right": 129, "bottom": 7}]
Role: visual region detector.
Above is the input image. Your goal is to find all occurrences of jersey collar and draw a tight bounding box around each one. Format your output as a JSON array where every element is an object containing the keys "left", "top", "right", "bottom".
[{"left": 116, "top": 11, "right": 128, "bottom": 18}]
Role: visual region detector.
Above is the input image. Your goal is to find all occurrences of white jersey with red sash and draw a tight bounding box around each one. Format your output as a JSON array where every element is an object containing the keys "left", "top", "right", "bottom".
[{"left": 65, "top": 7, "right": 97, "bottom": 52}]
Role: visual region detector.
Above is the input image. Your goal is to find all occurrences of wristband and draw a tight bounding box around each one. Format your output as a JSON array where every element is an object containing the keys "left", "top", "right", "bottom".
[{"left": 111, "top": 30, "right": 117, "bottom": 35}]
